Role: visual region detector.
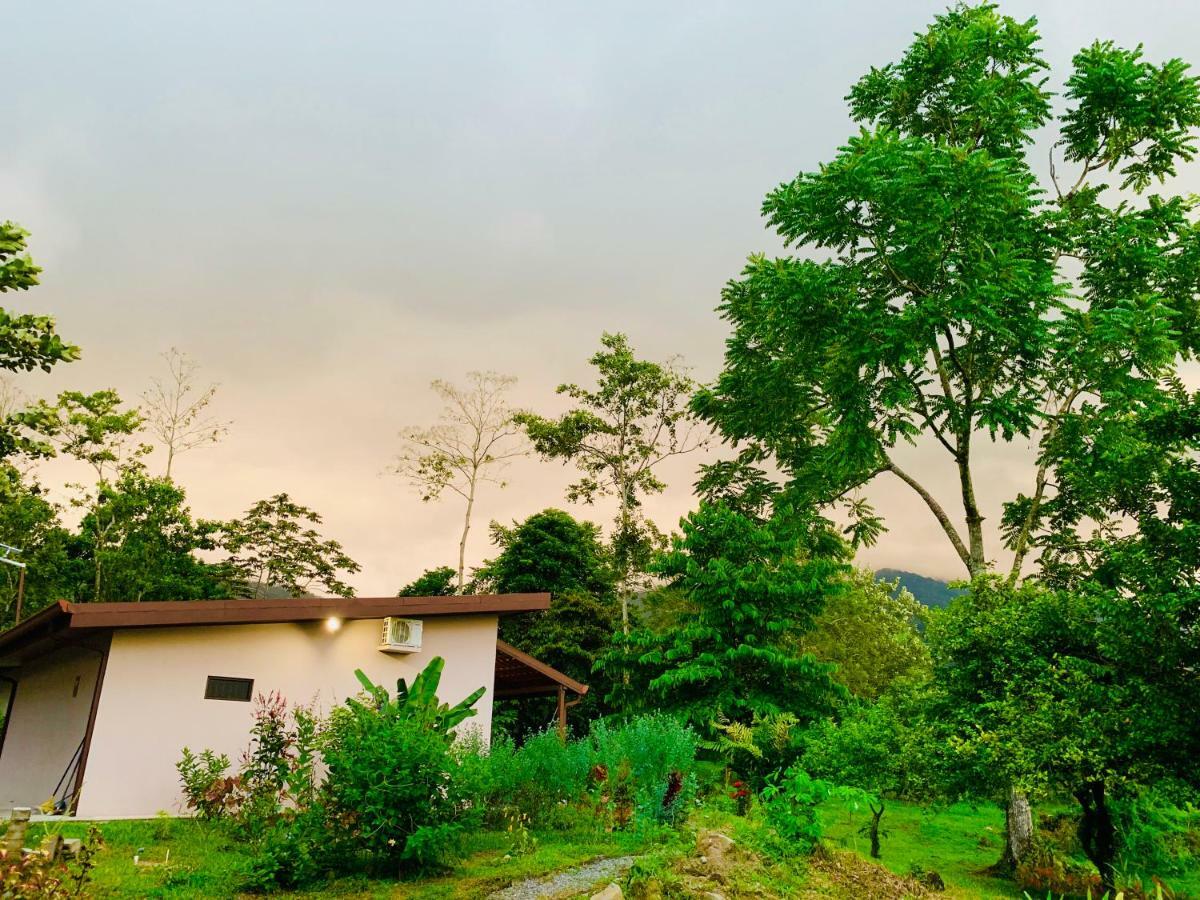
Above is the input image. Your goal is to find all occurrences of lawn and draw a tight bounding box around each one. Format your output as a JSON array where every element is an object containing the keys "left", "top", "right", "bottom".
[
  {"left": 31, "top": 799, "right": 1200, "bottom": 898},
  {"left": 33, "top": 816, "right": 661, "bottom": 899}
]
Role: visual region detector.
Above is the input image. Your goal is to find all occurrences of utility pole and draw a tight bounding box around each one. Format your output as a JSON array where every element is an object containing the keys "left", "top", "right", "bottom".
[{"left": 0, "top": 544, "right": 27, "bottom": 624}]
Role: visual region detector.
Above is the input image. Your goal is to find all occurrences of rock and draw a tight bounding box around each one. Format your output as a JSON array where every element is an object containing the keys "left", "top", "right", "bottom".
[
  {"left": 694, "top": 831, "right": 736, "bottom": 877},
  {"left": 702, "top": 893, "right": 727, "bottom": 900},
  {"left": 592, "top": 883, "right": 623, "bottom": 900},
  {"left": 922, "top": 870, "right": 946, "bottom": 891}
]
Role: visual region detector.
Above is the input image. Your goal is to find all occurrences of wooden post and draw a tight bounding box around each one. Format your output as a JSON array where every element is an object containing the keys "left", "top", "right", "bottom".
[{"left": 556, "top": 685, "right": 567, "bottom": 743}]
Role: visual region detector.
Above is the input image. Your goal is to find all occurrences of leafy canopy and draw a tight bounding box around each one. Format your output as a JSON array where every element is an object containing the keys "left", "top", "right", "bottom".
[
  {"left": 221, "top": 493, "right": 361, "bottom": 599},
  {"left": 694, "top": 2, "right": 1200, "bottom": 583},
  {"left": 602, "top": 502, "right": 846, "bottom": 733}
]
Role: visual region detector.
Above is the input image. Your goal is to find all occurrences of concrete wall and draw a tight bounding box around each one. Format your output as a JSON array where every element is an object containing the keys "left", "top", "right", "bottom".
[
  {"left": 0, "top": 641, "right": 107, "bottom": 811},
  {"left": 75, "top": 615, "right": 498, "bottom": 819}
]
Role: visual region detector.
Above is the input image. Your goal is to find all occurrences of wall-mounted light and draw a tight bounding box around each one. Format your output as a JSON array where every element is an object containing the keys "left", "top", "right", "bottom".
[{"left": 325, "top": 616, "right": 342, "bottom": 633}]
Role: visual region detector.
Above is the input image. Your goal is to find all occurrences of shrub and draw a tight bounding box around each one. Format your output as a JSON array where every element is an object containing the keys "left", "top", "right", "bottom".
[
  {"left": 177, "top": 694, "right": 320, "bottom": 832},
  {"left": 758, "top": 766, "right": 872, "bottom": 855},
  {"left": 242, "top": 809, "right": 330, "bottom": 893},
  {"left": 0, "top": 825, "right": 101, "bottom": 898},
  {"left": 319, "top": 658, "right": 485, "bottom": 874},
  {"left": 590, "top": 714, "right": 699, "bottom": 824},
  {"left": 1112, "top": 790, "right": 1199, "bottom": 877},
  {"left": 176, "top": 748, "right": 236, "bottom": 820}
]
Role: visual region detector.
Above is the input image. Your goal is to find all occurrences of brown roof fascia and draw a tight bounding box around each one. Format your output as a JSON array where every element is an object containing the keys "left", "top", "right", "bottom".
[
  {"left": 496, "top": 638, "right": 589, "bottom": 696},
  {"left": 62, "top": 594, "right": 551, "bottom": 631}
]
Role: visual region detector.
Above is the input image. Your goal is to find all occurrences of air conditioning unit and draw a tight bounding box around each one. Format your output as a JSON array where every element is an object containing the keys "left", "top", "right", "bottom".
[{"left": 379, "top": 617, "right": 423, "bottom": 653}]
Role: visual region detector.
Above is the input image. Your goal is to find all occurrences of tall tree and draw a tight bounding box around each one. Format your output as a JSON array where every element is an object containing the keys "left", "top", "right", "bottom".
[
  {"left": 0, "top": 464, "right": 70, "bottom": 627},
  {"left": 516, "top": 333, "right": 706, "bottom": 628},
  {"left": 35, "top": 390, "right": 149, "bottom": 601},
  {"left": 74, "top": 468, "right": 226, "bottom": 602},
  {"left": 602, "top": 502, "right": 845, "bottom": 733},
  {"left": 474, "top": 508, "right": 620, "bottom": 729},
  {"left": 693, "top": 3, "right": 1200, "bottom": 867},
  {"left": 221, "top": 493, "right": 360, "bottom": 599},
  {"left": 143, "top": 347, "right": 230, "bottom": 479},
  {"left": 392, "top": 371, "right": 525, "bottom": 593}
]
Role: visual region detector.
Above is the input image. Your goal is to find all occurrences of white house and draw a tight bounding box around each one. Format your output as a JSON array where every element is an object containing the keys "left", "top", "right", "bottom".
[{"left": 0, "top": 594, "right": 586, "bottom": 820}]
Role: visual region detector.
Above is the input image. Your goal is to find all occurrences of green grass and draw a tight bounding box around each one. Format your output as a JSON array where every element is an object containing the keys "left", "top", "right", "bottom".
[
  {"left": 820, "top": 798, "right": 1025, "bottom": 898},
  {"left": 28, "top": 799, "right": 1200, "bottom": 898},
  {"left": 32, "top": 815, "right": 662, "bottom": 899}
]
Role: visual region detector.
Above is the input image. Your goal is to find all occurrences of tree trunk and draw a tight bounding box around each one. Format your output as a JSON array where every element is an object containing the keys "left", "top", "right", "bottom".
[
  {"left": 868, "top": 802, "right": 885, "bottom": 859},
  {"left": 457, "top": 480, "right": 476, "bottom": 594},
  {"left": 993, "top": 789, "right": 1034, "bottom": 873},
  {"left": 1077, "top": 781, "right": 1117, "bottom": 896}
]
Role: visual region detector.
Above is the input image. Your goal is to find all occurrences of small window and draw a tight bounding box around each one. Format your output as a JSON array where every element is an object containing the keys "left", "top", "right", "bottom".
[{"left": 204, "top": 676, "right": 254, "bottom": 702}]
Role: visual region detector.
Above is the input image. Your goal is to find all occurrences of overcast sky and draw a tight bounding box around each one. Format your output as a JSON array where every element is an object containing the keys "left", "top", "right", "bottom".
[{"left": 6, "top": 1, "right": 1200, "bottom": 594}]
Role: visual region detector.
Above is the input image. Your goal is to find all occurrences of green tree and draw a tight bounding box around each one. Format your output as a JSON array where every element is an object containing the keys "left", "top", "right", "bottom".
[
  {"left": 221, "top": 494, "right": 361, "bottom": 599},
  {"left": 515, "top": 333, "right": 705, "bottom": 629},
  {"left": 0, "top": 221, "right": 80, "bottom": 467},
  {"left": 803, "top": 700, "right": 904, "bottom": 859},
  {"left": 0, "top": 221, "right": 78, "bottom": 373},
  {"left": 797, "top": 568, "right": 930, "bottom": 700},
  {"left": 931, "top": 386, "right": 1200, "bottom": 893},
  {"left": 0, "top": 464, "right": 70, "bottom": 627},
  {"left": 693, "top": 3, "right": 1200, "bottom": 867},
  {"left": 76, "top": 468, "right": 226, "bottom": 602},
  {"left": 397, "top": 566, "right": 457, "bottom": 597},
  {"left": 35, "top": 390, "right": 149, "bottom": 601},
  {"left": 474, "top": 509, "right": 620, "bottom": 731},
  {"left": 602, "top": 502, "right": 845, "bottom": 735}
]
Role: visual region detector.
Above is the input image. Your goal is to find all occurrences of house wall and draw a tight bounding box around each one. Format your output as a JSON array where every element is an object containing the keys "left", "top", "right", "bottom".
[
  {"left": 0, "top": 640, "right": 108, "bottom": 812},
  {"left": 74, "top": 615, "right": 498, "bottom": 819}
]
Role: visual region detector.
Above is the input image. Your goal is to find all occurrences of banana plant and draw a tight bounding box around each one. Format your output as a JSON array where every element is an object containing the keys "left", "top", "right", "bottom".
[{"left": 351, "top": 656, "right": 485, "bottom": 736}]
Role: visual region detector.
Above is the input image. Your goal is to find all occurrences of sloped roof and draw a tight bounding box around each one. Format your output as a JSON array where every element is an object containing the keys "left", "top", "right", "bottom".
[
  {"left": 0, "top": 594, "right": 550, "bottom": 664},
  {"left": 494, "top": 639, "right": 588, "bottom": 698}
]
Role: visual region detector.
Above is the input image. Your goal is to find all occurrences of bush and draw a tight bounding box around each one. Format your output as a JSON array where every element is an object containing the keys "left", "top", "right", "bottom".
[
  {"left": 0, "top": 826, "right": 101, "bottom": 898},
  {"left": 1113, "top": 790, "right": 1200, "bottom": 877},
  {"left": 322, "top": 707, "right": 470, "bottom": 871},
  {"left": 590, "top": 714, "right": 699, "bottom": 824},
  {"left": 453, "top": 714, "right": 699, "bottom": 832},
  {"left": 178, "top": 656, "right": 486, "bottom": 890},
  {"left": 758, "top": 766, "right": 872, "bottom": 855},
  {"left": 176, "top": 748, "right": 236, "bottom": 820}
]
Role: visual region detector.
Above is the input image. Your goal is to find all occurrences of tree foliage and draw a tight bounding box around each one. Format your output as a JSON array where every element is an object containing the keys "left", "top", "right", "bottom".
[
  {"left": 602, "top": 502, "right": 845, "bottom": 734},
  {"left": 797, "top": 568, "right": 930, "bottom": 700},
  {"left": 475, "top": 508, "right": 620, "bottom": 730},
  {"left": 221, "top": 494, "right": 360, "bottom": 599},
  {"left": 693, "top": 2, "right": 1200, "bottom": 585},
  {"left": 397, "top": 566, "right": 457, "bottom": 597},
  {"left": 515, "top": 333, "right": 705, "bottom": 625}
]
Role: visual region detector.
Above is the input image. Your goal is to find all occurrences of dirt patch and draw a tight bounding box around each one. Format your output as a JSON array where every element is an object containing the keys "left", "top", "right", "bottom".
[{"left": 808, "top": 848, "right": 930, "bottom": 899}]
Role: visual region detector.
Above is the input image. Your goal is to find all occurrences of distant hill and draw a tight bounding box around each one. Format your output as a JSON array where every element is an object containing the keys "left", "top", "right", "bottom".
[{"left": 874, "top": 568, "right": 963, "bottom": 609}]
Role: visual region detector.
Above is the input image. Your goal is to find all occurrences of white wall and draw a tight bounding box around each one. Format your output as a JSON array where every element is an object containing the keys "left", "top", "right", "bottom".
[
  {"left": 75, "top": 615, "right": 497, "bottom": 819},
  {"left": 0, "top": 643, "right": 106, "bottom": 812}
]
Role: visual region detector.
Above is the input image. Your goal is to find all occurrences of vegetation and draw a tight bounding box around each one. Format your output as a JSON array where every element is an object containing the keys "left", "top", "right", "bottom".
[
  {"left": 515, "top": 332, "right": 706, "bottom": 626},
  {"left": 219, "top": 493, "right": 360, "bottom": 599},
  {"left": 392, "top": 372, "right": 526, "bottom": 593},
  {"left": 4, "top": 3, "right": 1200, "bottom": 898},
  {"left": 603, "top": 501, "right": 845, "bottom": 737}
]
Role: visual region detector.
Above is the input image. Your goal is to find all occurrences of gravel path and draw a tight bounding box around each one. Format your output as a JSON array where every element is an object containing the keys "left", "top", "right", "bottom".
[{"left": 486, "top": 855, "right": 636, "bottom": 900}]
